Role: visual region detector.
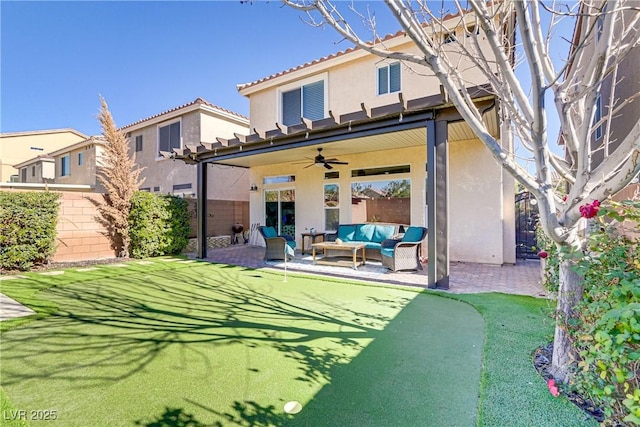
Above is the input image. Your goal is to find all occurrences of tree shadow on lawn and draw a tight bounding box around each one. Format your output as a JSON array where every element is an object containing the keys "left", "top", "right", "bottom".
[
  {"left": 165, "top": 291, "right": 485, "bottom": 427},
  {"left": 1, "top": 264, "right": 483, "bottom": 426},
  {"left": 1, "top": 266, "right": 397, "bottom": 384}
]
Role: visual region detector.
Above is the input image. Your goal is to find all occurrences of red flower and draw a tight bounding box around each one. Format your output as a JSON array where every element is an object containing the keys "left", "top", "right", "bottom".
[
  {"left": 547, "top": 379, "right": 560, "bottom": 397},
  {"left": 538, "top": 250, "right": 548, "bottom": 259},
  {"left": 562, "top": 195, "right": 568, "bottom": 202},
  {"left": 579, "top": 200, "right": 600, "bottom": 219}
]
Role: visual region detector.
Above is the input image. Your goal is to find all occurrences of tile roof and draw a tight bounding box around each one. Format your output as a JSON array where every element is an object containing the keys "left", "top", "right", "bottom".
[
  {"left": 236, "top": 30, "right": 404, "bottom": 92},
  {"left": 236, "top": 8, "right": 465, "bottom": 92},
  {"left": 121, "top": 97, "right": 249, "bottom": 129}
]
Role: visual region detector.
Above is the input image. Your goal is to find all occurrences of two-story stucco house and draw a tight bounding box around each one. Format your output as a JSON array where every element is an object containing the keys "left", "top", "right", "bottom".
[
  {"left": 120, "top": 97, "right": 252, "bottom": 235},
  {"left": 12, "top": 136, "right": 106, "bottom": 192},
  {"left": 568, "top": 2, "right": 640, "bottom": 200},
  {"left": 169, "top": 11, "right": 517, "bottom": 288},
  {"left": 0, "top": 128, "right": 88, "bottom": 183}
]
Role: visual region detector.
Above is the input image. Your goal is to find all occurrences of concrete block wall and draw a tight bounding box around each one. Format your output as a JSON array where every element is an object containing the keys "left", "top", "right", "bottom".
[{"left": 54, "top": 192, "right": 116, "bottom": 262}]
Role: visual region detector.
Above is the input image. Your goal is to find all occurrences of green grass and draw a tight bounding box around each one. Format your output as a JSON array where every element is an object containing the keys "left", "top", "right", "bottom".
[
  {"left": 452, "top": 293, "right": 597, "bottom": 427},
  {"left": 0, "top": 259, "right": 597, "bottom": 426}
]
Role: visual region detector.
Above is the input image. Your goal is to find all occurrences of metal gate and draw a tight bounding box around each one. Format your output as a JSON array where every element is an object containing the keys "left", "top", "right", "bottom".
[{"left": 515, "top": 191, "right": 540, "bottom": 259}]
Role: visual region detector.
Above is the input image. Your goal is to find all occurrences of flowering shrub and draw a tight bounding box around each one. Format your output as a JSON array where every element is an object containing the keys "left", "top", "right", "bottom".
[
  {"left": 579, "top": 200, "right": 601, "bottom": 219},
  {"left": 536, "top": 225, "right": 559, "bottom": 293},
  {"left": 570, "top": 200, "right": 640, "bottom": 425}
]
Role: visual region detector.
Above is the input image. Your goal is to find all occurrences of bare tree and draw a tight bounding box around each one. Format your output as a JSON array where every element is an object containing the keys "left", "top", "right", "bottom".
[
  {"left": 282, "top": 0, "right": 640, "bottom": 380},
  {"left": 97, "top": 96, "right": 145, "bottom": 258}
]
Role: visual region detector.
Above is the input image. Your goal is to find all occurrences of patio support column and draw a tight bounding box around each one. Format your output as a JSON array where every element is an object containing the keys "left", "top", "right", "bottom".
[
  {"left": 426, "top": 119, "right": 450, "bottom": 289},
  {"left": 196, "top": 162, "right": 208, "bottom": 259}
]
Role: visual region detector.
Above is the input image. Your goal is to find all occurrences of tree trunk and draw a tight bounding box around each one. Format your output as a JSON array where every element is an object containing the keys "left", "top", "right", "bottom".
[{"left": 550, "top": 256, "right": 584, "bottom": 382}]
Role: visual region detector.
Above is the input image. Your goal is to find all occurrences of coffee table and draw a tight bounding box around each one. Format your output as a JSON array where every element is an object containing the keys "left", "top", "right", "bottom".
[{"left": 311, "top": 242, "right": 366, "bottom": 270}]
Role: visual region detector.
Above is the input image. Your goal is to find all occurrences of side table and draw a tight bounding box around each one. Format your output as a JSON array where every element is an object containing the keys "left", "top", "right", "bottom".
[{"left": 301, "top": 232, "right": 326, "bottom": 255}]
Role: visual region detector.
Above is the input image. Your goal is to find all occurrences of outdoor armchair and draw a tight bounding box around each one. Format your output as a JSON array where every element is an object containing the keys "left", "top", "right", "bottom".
[
  {"left": 380, "top": 226, "right": 427, "bottom": 272},
  {"left": 258, "top": 226, "right": 296, "bottom": 261}
]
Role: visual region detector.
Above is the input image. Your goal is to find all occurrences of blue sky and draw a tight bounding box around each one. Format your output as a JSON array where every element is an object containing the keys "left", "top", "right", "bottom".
[
  {"left": 1, "top": 1, "right": 400, "bottom": 136},
  {"left": 1, "top": 1, "right": 573, "bottom": 147}
]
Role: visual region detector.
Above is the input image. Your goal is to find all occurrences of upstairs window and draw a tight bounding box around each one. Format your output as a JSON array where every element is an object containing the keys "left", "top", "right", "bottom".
[
  {"left": 377, "top": 62, "right": 401, "bottom": 95},
  {"left": 21, "top": 168, "right": 27, "bottom": 182},
  {"left": 135, "top": 135, "right": 143, "bottom": 152},
  {"left": 78, "top": 152, "right": 84, "bottom": 166},
  {"left": 158, "top": 120, "right": 181, "bottom": 154},
  {"left": 60, "top": 155, "right": 70, "bottom": 177},
  {"left": 466, "top": 25, "right": 479, "bottom": 37},
  {"left": 443, "top": 32, "right": 457, "bottom": 44},
  {"left": 594, "top": 94, "right": 603, "bottom": 140},
  {"left": 282, "top": 80, "right": 325, "bottom": 126}
]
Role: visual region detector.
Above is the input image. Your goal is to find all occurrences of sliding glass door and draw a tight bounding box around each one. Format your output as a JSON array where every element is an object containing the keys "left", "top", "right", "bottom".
[{"left": 264, "top": 189, "right": 296, "bottom": 237}]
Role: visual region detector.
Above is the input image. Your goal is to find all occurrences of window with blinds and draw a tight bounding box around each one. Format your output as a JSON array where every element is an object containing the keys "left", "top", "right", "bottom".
[
  {"left": 377, "top": 62, "right": 401, "bottom": 95},
  {"left": 158, "top": 121, "right": 181, "bottom": 154},
  {"left": 282, "top": 80, "right": 325, "bottom": 126}
]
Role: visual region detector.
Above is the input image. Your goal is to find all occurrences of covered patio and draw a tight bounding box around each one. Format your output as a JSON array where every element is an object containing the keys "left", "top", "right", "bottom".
[
  {"left": 192, "top": 244, "right": 545, "bottom": 297},
  {"left": 169, "top": 85, "right": 516, "bottom": 290}
]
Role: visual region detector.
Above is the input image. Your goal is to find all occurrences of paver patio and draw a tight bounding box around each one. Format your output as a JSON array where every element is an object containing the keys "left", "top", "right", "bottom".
[{"left": 195, "top": 244, "right": 546, "bottom": 297}]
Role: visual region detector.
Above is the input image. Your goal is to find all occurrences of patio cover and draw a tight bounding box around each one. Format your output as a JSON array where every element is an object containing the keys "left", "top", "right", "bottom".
[{"left": 166, "top": 84, "right": 499, "bottom": 289}]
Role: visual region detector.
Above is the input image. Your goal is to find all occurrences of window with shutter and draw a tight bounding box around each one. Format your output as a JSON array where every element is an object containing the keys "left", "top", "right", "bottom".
[
  {"left": 282, "top": 89, "right": 301, "bottom": 126},
  {"left": 158, "top": 121, "right": 181, "bottom": 154},
  {"left": 281, "top": 79, "right": 325, "bottom": 126},
  {"left": 377, "top": 61, "right": 401, "bottom": 95},
  {"left": 302, "top": 80, "right": 324, "bottom": 121}
]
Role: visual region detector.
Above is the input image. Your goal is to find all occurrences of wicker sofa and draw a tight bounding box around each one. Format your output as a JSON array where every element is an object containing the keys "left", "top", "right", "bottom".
[
  {"left": 380, "top": 226, "right": 428, "bottom": 272},
  {"left": 326, "top": 223, "right": 403, "bottom": 260},
  {"left": 258, "top": 226, "right": 296, "bottom": 261}
]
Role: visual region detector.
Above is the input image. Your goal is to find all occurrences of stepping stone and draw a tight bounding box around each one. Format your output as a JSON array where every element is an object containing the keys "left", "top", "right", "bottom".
[
  {"left": 39, "top": 271, "right": 64, "bottom": 276},
  {"left": 0, "top": 275, "right": 27, "bottom": 281},
  {"left": 177, "top": 260, "right": 196, "bottom": 264},
  {"left": 76, "top": 267, "right": 99, "bottom": 272},
  {"left": 108, "top": 264, "right": 129, "bottom": 268},
  {"left": 159, "top": 258, "right": 178, "bottom": 262},
  {"left": 136, "top": 261, "right": 154, "bottom": 265},
  {"left": 0, "top": 294, "right": 34, "bottom": 320}
]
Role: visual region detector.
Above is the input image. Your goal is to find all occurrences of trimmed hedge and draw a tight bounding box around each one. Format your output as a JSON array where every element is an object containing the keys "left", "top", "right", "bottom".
[
  {"left": 0, "top": 191, "right": 61, "bottom": 271},
  {"left": 129, "top": 192, "right": 190, "bottom": 258}
]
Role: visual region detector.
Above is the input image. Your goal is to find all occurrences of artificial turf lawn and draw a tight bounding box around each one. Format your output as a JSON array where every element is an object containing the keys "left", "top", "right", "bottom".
[{"left": 0, "top": 259, "right": 485, "bottom": 426}]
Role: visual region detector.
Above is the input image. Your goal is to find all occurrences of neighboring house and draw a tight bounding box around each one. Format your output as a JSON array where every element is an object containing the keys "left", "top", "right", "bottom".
[
  {"left": 121, "top": 97, "right": 252, "bottom": 236},
  {"left": 0, "top": 128, "right": 88, "bottom": 183},
  {"left": 49, "top": 136, "right": 107, "bottom": 191},
  {"left": 13, "top": 155, "right": 56, "bottom": 184},
  {"left": 169, "top": 10, "right": 518, "bottom": 288},
  {"left": 12, "top": 136, "right": 106, "bottom": 191},
  {"left": 567, "top": 3, "right": 639, "bottom": 199}
]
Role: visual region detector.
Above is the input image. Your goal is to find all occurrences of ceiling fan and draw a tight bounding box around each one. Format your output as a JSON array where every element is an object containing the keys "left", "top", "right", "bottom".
[{"left": 297, "top": 148, "right": 348, "bottom": 170}]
